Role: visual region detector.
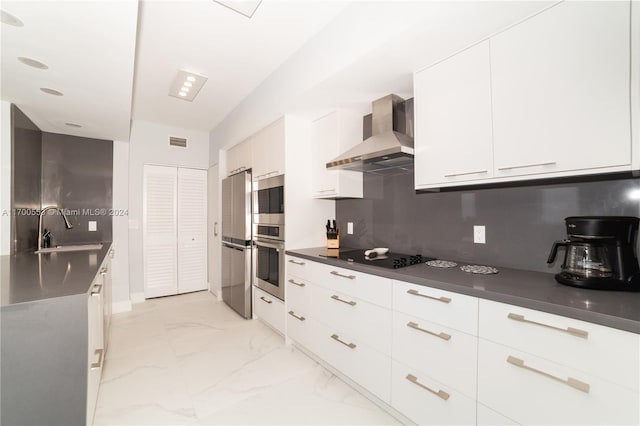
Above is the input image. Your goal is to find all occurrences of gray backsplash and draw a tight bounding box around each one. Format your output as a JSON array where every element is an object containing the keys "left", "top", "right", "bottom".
[
  {"left": 41, "top": 132, "right": 113, "bottom": 246},
  {"left": 336, "top": 172, "right": 640, "bottom": 273}
]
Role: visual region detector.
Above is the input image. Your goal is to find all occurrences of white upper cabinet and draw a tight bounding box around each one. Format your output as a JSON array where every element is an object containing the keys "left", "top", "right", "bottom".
[
  {"left": 414, "top": 40, "right": 494, "bottom": 189},
  {"left": 311, "top": 110, "right": 363, "bottom": 199},
  {"left": 414, "top": 1, "right": 633, "bottom": 189},
  {"left": 252, "top": 117, "right": 285, "bottom": 181},
  {"left": 226, "top": 138, "right": 253, "bottom": 176},
  {"left": 491, "top": 1, "right": 631, "bottom": 178}
]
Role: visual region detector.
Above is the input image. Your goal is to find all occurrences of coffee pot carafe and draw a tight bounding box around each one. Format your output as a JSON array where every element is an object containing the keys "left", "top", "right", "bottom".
[{"left": 547, "top": 216, "right": 640, "bottom": 291}]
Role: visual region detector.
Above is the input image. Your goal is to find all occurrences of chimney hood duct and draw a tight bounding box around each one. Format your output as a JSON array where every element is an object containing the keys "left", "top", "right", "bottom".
[{"left": 326, "top": 94, "right": 414, "bottom": 174}]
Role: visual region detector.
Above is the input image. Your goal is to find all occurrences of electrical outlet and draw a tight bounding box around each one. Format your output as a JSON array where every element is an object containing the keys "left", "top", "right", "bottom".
[
  {"left": 88, "top": 221, "right": 97, "bottom": 232},
  {"left": 474, "top": 225, "right": 485, "bottom": 244},
  {"left": 347, "top": 222, "right": 354, "bottom": 235}
]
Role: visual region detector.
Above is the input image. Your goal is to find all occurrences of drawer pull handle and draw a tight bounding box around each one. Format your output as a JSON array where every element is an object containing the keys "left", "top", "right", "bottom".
[
  {"left": 331, "top": 294, "right": 357, "bottom": 306},
  {"left": 331, "top": 334, "right": 356, "bottom": 349},
  {"left": 507, "top": 313, "right": 588, "bottom": 339},
  {"left": 407, "top": 289, "right": 451, "bottom": 304},
  {"left": 406, "top": 374, "right": 450, "bottom": 401},
  {"left": 288, "top": 279, "right": 305, "bottom": 287},
  {"left": 407, "top": 322, "right": 451, "bottom": 341},
  {"left": 91, "top": 284, "right": 103, "bottom": 296},
  {"left": 506, "top": 355, "right": 590, "bottom": 393},
  {"left": 316, "top": 189, "right": 336, "bottom": 193},
  {"left": 444, "top": 169, "right": 488, "bottom": 178},
  {"left": 260, "top": 296, "right": 272, "bottom": 304},
  {"left": 90, "top": 349, "right": 104, "bottom": 370},
  {"left": 498, "top": 161, "right": 556, "bottom": 171},
  {"left": 288, "top": 311, "right": 306, "bottom": 321},
  {"left": 330, "top": 271, "right": 356, "bottom": 280},
  {"left": 100, "top": 267, "right": 108, "bottom": 275},
  {"left": 288, "top": 259, "right": 305, "bottom": 266}
]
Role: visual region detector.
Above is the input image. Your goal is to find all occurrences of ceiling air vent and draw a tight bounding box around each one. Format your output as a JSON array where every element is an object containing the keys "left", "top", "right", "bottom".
[{"left": 169, "top": 136, "right": 187, "bottom": 148}]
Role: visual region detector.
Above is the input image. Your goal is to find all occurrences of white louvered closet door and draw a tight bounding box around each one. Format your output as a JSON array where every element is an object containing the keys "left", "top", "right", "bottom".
[
  {"left": 177, "top": 168, "right": 208, "bottom": 293},
  {"left": 143, "top": 165, "right": 178, "bottom": 298}
]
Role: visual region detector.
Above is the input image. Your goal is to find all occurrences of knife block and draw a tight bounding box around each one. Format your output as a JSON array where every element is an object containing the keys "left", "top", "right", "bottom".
[{"left": 326, "top": 233, "right": 340, "bottom": 249}]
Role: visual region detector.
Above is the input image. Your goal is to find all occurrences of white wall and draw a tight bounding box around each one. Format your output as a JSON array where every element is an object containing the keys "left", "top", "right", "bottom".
[
  {"left": 112, "top": 140, "right": 131, "bottom": 312},
  {"left": 128, "top": 120, "right": 210, "bottom": 299},
  {"left": 1, "top": 101, "right": 11, "bottom": 255}
]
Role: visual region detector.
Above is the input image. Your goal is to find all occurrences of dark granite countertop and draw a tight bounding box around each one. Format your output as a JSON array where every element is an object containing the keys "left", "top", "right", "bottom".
[
  {"left": 1, "top": 242, "right": 112, "bottom": 307},
  {"left": 286, "top": 247, "right": 640, "bottom": 334}
]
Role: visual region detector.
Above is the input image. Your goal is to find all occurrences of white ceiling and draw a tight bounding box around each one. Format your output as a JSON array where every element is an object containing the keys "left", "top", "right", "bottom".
[{"left": 0, "top": 0, "right": 138, "bottom": 141}]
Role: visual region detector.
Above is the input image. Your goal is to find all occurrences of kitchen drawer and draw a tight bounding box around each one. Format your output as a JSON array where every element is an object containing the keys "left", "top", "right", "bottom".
[
  {"left": 393, "top": 280, "right": 478, "bottom": 335},
  {"left": 479, "top": 299, "right": 640, "bottom": 392},
  {"left": 478, "top": 338, "right": 640, "bottom": 425},
  {"left": 477, "top": 403, "right": 520, "bottom": 426},
  {"left": 392, "top": 311, "right": 477, "bottom": 398},
  {"left": 286, "top": 275, "right": 312, "bottom": 315},
  {"left": 316, "top": 319, "right": 391, "bottom": 403},
  {"left": 391, "top": 359, "right": 476, "bottom": 426},
  {"left": 313, "top": 262, "right": 393, "bottom": 308},
  {"left": 314, "top": 285, "right": 392, "bottom": 355},
  {"left": 254, "top": 287, "right": 285, "bottom": 335},
  {"left": 286, "top": 308, "right": 318, "bottom": 354},
  {"left": 286, "top": 255, "right": 313, "bottom": 280}
]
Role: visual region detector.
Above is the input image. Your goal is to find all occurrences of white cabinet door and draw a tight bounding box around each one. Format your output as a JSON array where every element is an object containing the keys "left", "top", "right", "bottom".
[
  {"left": 414, "top": 40, "right": 494, "bottom": 189},
  {"left": 254, "top": 287, "right": 285, "bottom": 335},
  {"left": 253, "top": 117, "right": 285, "bottom": 181},
  {"left": 227, "top": 139, "right": 252, "bottom": 176},
  {"left": 491, "top": 1, "right": 631, "bottom": 178},
  {"left": 178, "top": 168, "right": 208, "bottom": 293},
  {"left": 143, "top": 165, "right": 178, "bottom": 298},
  {"left": 311, "top": 110, "right": 363, "bottom": 198}
]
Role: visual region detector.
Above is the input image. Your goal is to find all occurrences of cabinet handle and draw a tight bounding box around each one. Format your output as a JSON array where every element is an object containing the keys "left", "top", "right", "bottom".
[
  {"left": 406, "top": 374, "right": 450, "bottom": 400},
  {"left": 100, "top": 267, "right": 108, "bottom": 275},
  {"left": 288, "top": 259, "right": 305, "bottom": 266},
  {"left": 316, "top": 189, "right": 336, "bottom": 193},
  {"left": 507, "top": 313, "right": 588, "bottom": 339},
  {"left": 330, "top": 334, "right": 356, "bottom": 349},
  {"left": 288, "top": 310, "right": 306, "bottom": 321},
  {"left": 331, "top": 294, "right": 357, "bottom": 306},
  {"left": 407, "top": 289, "right": 451, "bottom": 304},
  {"left": 288, "top": 279, "right": 305, "bottom": 287},
  {"left": 214, "top": 222, "right": 218, "bottom": 237},
  {"left": 506, "top": 356, "right": 590, "bottom": 393},
  {"left": 260, "top": 296, "right": 272, "bottom": 304},
  {"left": 91, "top": 284, "right": 103, "bottom": 296},
  {"left": 330, "top": 271, "right": 356, "bottom": 280},
  {"left": 109, "top": 249, "right": 114, "bottom": 259},
  {"left": 444, "top": 169, "right": 488, "bottom": 178},
  {"left": 498, "top": 161, "right": 556, "bottom": 171},
  {"left": 90, "top": 348, "right": 104, "bottom": 370},
  {"left": 407, "top": 321, "right": 451, "bottom": 341}
]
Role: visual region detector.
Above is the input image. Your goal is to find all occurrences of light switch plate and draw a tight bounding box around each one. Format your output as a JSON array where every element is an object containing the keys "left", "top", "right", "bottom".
[
  {"left": 347, "top": 222, "right": 354, "bottom": 235},
  {"left": 88, "top": 221, "right": 97, "bottom": 232},
  {"left": 474, "top": 225, "right": 485, "bottom": 244}
]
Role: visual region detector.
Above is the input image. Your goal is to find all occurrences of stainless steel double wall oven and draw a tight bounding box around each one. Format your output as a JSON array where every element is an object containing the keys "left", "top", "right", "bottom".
[{"left": 253, "top": 174, "right": 285, "bottom": 301}]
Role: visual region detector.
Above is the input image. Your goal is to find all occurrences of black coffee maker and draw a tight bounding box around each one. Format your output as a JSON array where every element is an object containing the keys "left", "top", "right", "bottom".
[{"left": 547, "top": 216, "right": 640, "bottom": 291}]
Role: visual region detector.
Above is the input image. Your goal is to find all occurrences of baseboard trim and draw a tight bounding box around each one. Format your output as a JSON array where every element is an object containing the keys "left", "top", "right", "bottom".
[
  {"left": 131, "top": 292, "right": 145, "bottom": 304},
  {"left": 112, "top": 300, "right": 132, "bottom": 314}
]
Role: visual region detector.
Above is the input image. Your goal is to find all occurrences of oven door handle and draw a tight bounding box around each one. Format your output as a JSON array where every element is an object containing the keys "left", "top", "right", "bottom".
[{"left": 255, "top": 239, "right": 284, "bottom": 250}]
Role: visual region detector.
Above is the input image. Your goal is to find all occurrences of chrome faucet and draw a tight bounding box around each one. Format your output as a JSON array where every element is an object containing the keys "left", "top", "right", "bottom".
[{"left": 37, "top": 206, "right": 73, "bottom": 251}]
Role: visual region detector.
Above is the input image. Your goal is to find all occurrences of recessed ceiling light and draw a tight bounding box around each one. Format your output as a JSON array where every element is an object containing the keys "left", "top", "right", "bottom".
[
  {"left": 18, "top": 57, "right": 48, "bottom": 69},
  {"left": 40, "top": 88, "right": 64, "bottom": 96},
  {"left": 65, "top": 122, "right": 82, "bottom": 128},
  {"left": 213, "top": 1, "right": 262, "bottom": 19},
  {"left": 1, "top": 9, "right": 24, "bottom": 27},
  {"left": 169, "top": 70, "right": 208, "bottom": 102}
]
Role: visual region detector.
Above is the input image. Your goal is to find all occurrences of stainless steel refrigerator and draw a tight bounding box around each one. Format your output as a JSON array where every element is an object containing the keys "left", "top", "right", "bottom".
[{"left": 221, "top": 169, "right": 252, "bottom": 318}]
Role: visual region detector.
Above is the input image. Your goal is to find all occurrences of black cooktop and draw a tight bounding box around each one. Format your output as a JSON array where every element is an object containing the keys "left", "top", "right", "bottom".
[{"left": 321, "top": 249, "right": 436, "bottom": 269}]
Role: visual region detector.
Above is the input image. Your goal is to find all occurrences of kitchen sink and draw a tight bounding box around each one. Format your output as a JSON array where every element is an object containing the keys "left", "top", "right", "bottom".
[{"left": 35, "top": 243, "right": 104, "bottom": 254}]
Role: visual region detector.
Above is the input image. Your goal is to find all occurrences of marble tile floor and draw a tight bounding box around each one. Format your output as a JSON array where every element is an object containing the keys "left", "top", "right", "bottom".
[{"left": 94, "top": 291, "right": 400, "bottom": 425}]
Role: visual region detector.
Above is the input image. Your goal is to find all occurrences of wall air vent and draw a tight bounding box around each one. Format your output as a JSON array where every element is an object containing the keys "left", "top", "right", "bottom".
[{"left": 169, "top": 136, "right": 187, "bottom": 148}]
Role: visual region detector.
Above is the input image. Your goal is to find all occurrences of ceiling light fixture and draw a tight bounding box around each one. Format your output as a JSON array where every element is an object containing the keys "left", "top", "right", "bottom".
[
  {"left": 65, "top": 122, "right": 82, "bottom": 128},
  {"left": 0, "top": 9, "right": 24, "bottom": 26},
  {"left": 40, "top": 88, "right": 64, "bottom": 96},
  {"left": 18, "top": 57, "right": 49, "bottom": 69},
  {"left": 169, "top": 70, "right": 208, "bottom": 102},
  {"left": 213, "top": 1, "right": 262, "bottom": 19}
]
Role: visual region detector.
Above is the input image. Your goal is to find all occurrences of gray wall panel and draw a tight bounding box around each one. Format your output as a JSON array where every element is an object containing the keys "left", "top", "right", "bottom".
[{"left": 336, "top": 172, "right": 640, "bottom": 273}]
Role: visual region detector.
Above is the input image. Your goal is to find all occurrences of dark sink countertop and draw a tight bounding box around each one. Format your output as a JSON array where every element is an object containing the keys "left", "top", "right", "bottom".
[
  {"left": 1, "top": 242, "right": 112, "bottom": 307},
  {"left": 285, "top": 247, "right": 640, "bottom": 334}
]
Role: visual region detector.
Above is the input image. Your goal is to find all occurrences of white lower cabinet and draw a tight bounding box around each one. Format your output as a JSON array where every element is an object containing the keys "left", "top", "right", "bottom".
[
  {"left": 391, "top": 360, "right": 476, "bottom": 425},
  {"left": 253, "top": 287, "right": 285, "bottom": 335},
  {"left": 86, "top": 277, "right": 104, "bottom": 425},
  {"left": 477, "top": 339, "right": 639, "bottom": 425},
  {"left": 476, "top": 403, "right": 520, "bottom": 426}
]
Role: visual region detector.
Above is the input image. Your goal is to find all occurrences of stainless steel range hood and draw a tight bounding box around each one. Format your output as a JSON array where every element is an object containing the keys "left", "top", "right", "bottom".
[{"left": 326, "top": 94, "right": 414, "bottom": 174}]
